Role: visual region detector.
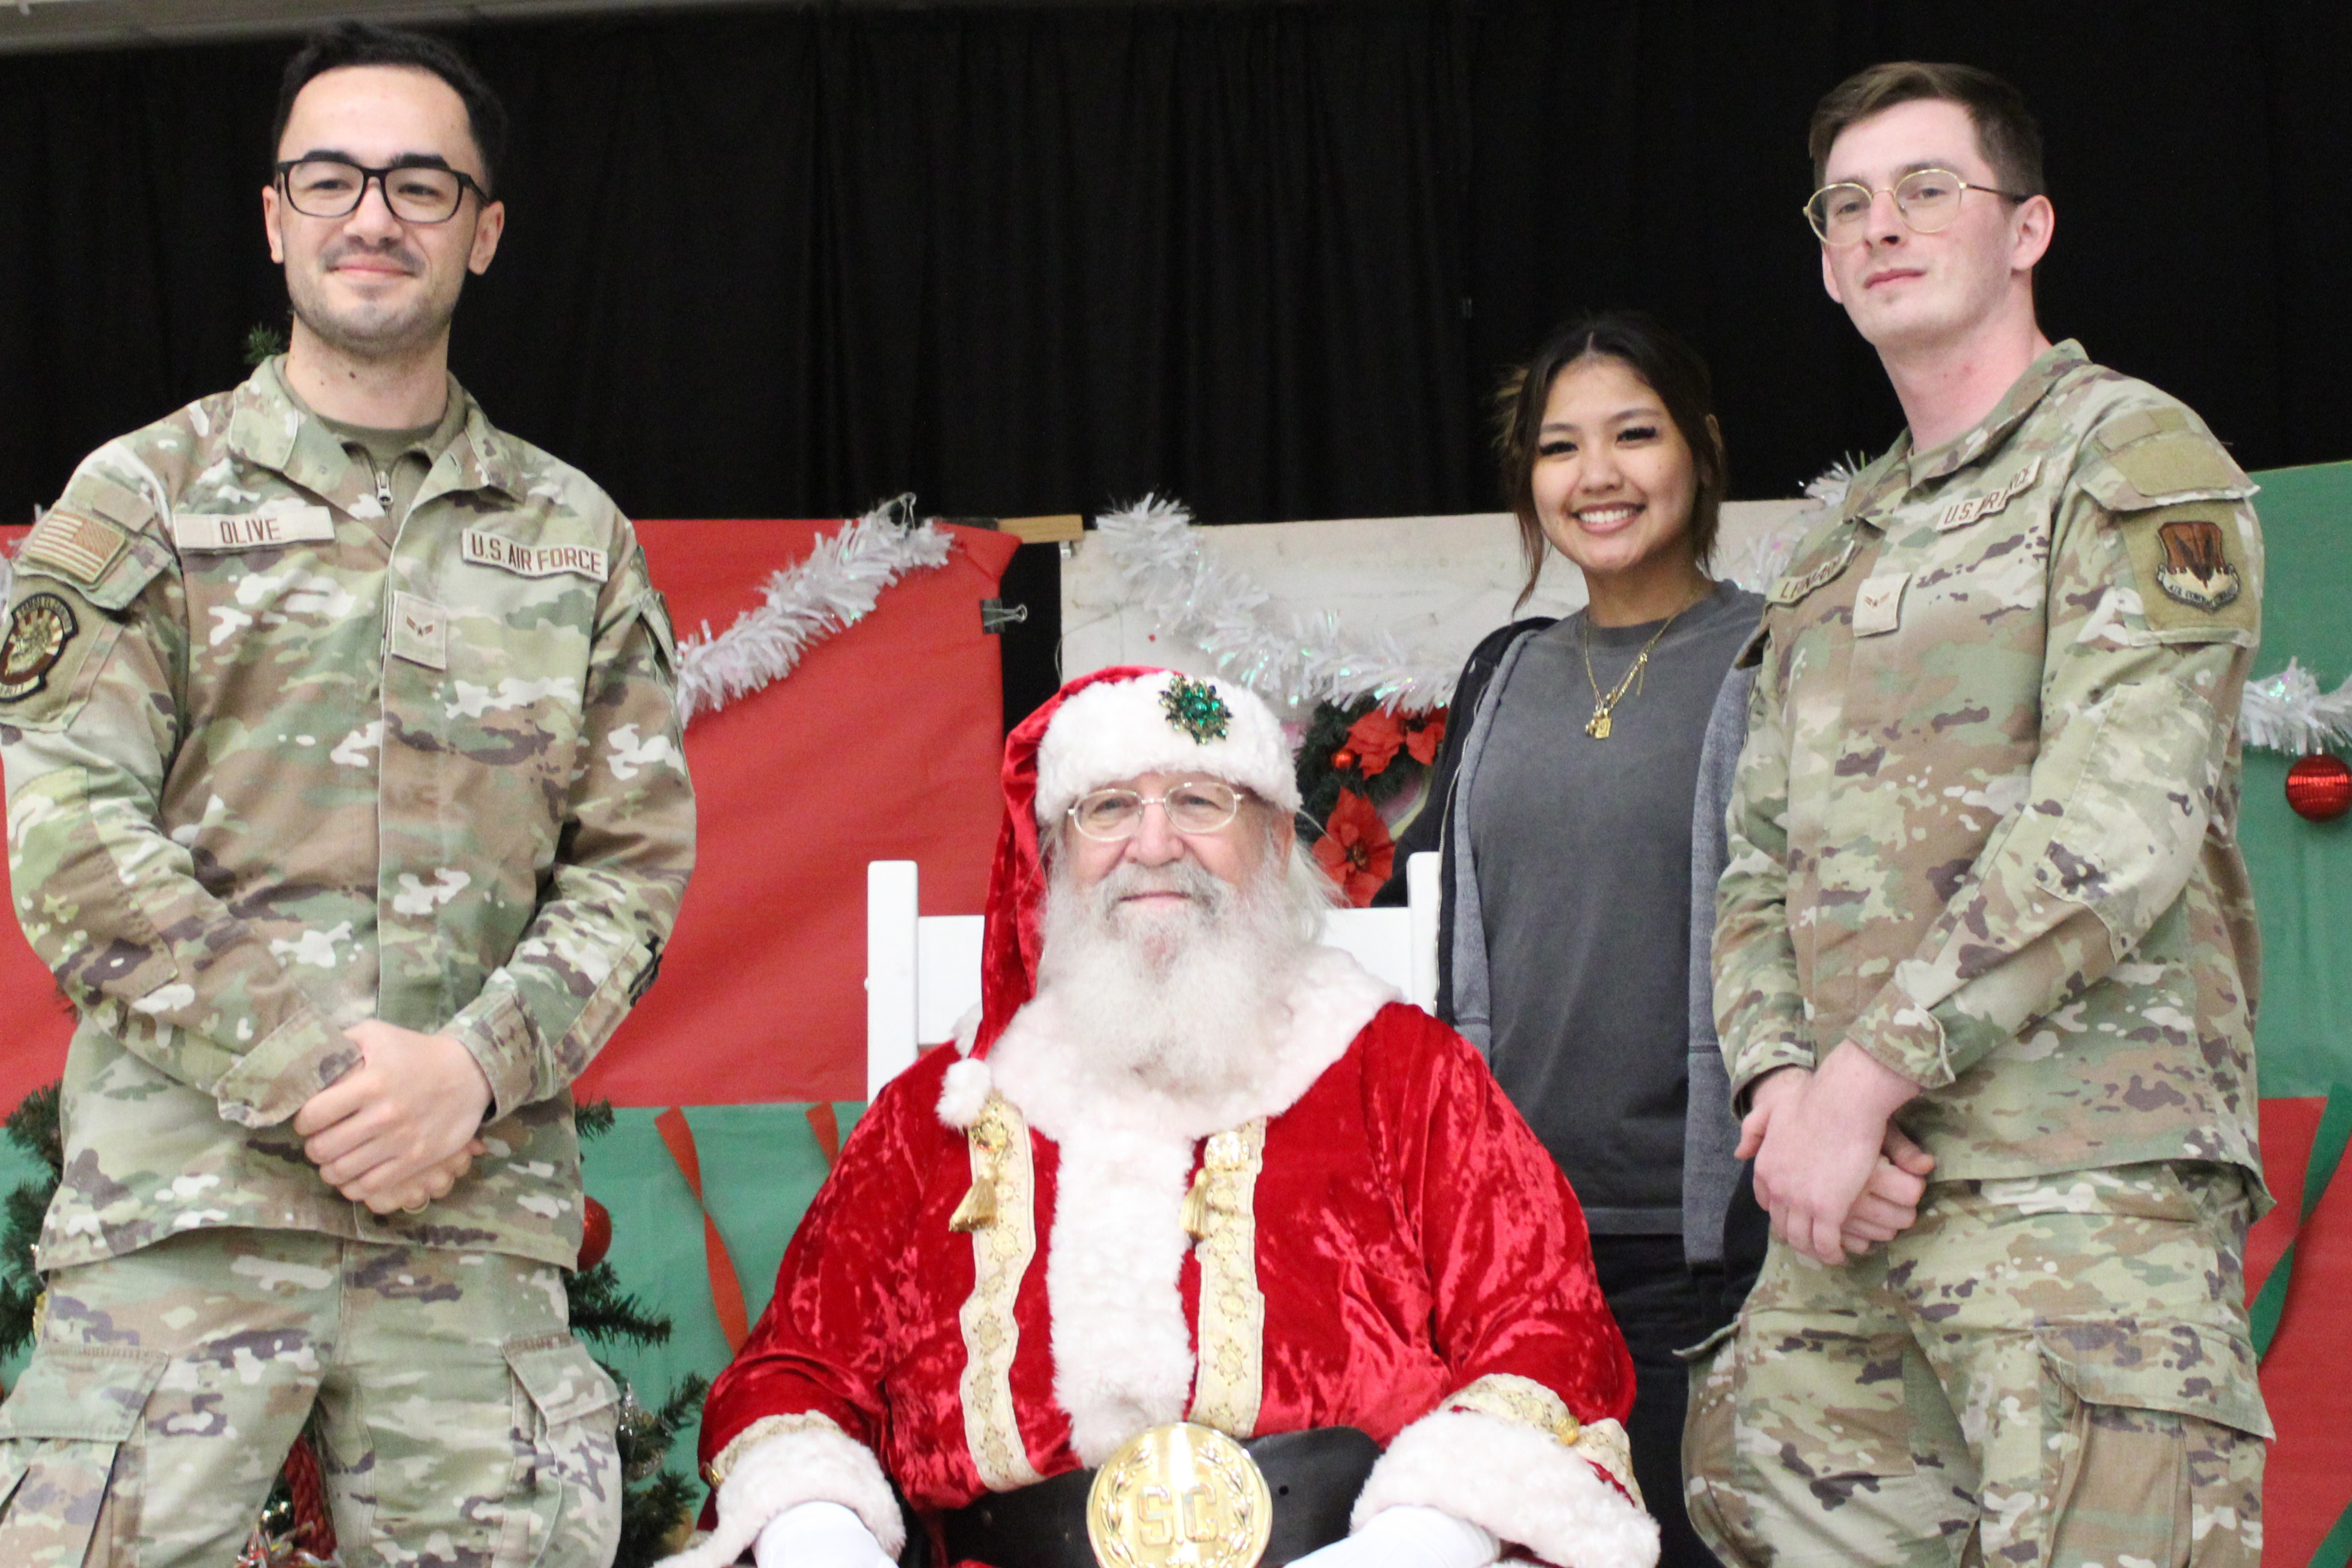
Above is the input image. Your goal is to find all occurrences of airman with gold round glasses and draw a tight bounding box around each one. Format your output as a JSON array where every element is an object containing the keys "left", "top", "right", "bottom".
[{"left": 1803, "top": 166, "right": 2030, "bottom": 244}]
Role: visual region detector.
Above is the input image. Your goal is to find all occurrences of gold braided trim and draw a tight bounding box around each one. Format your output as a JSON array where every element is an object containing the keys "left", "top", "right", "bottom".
[
  {"left": 1184, "top": 1118, "right": 1268, "bottom": 1437},
  {"left": 706, "top": 1411, "right": 846, "bottom": 1488},
  {"left": 1440, "top": 1373, "right": 1642, "bottom": 1509},
  {"left": 956, "top": 1093, "right": 1045, "bottom": 1490}
]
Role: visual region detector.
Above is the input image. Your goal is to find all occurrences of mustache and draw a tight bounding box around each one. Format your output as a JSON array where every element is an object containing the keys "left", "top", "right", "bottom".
[
  {"left": 1092, "top": 858, "right": 1228, "bottom": 912},
  {"left": 321, "top": 236, "right": 424, "bottom": 276}
]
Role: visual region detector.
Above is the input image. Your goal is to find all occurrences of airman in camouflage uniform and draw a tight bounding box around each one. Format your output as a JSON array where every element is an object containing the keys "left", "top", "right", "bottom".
[
  {"left": 0, "top": 22, "right": 691, "bottom": 1567},
  {"left": 1690, "top": 64, "right": 2268, "bottom": 1567}
]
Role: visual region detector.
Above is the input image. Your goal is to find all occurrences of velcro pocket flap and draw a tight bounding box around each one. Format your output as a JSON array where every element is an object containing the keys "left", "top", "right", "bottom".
[
  {"left": 0, "top": 1345, "right": 166, "bottom": 1442},
  {"left": 2078, "top": 427, "right": 2256, "bottom": 513},
  {"left": 506, "top": 1337, "right": 619, "bottom": 1427},
  {"left": 2035, "top": 1320, "right": 2271, "bottom": 1440}
]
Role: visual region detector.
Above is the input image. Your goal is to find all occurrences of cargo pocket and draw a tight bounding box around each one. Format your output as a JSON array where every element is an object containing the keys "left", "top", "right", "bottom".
[
  {"left": 0, "top": 1343, "right": 167, "bottom": 1563},
  {"left": 499, "top": 1335, "right": 622, "bottom": 1568},
  {"left": 2020, "top": 1322, "right": 2269, "bottom": 1568}
]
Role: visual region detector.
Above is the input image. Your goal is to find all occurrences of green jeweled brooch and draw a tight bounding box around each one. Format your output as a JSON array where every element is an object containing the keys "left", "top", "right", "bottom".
[{"left": 1159, "top": 674, "right": 1232, "bottom": 743}]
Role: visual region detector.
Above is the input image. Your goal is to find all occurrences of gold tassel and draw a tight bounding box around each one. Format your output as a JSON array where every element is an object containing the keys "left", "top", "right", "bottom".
[
  {"left": 948, "top": 1172, "right": 997, "bottom": 1232},
  {"left": 951, "top": 1114, "right": 1009, "bottom": 1233},
  {"left": 1181, "top": 1167, "right": 1213, "bottom": 1240}
]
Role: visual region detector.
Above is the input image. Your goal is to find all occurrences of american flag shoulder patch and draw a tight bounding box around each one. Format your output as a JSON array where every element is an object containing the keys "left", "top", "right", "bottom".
[{"left": 22, "top": 509, "right": 130, "bottom": 587}]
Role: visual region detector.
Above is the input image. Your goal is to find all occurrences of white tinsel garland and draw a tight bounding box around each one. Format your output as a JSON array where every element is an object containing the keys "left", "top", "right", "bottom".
[
  {"left": 1093, "top": 496, "right": 1459, "bottom": 713},
  {"left": 2241, "top": 659, "right": 2352, "bottom": 756},
  {"left": 673, "top": 495, "right": 953, "bottom": 725}
]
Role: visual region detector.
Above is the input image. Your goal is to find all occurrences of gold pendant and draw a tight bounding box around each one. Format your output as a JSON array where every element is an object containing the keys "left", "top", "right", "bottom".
[
  {"left": 1088, "top": 1422, "right": 1273, "bottom": 1568},
  {"left": 1586, "top": 709, "right": 1611, "bottom": 740}
]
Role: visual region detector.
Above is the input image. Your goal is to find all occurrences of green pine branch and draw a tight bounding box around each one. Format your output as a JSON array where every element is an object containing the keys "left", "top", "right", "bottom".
[
  {"left": 0, "top": 1081, "right": 63, "bottom": 1359},
  {"left": 570, "top": 1260, "right": 673, "bottom": 1350}
]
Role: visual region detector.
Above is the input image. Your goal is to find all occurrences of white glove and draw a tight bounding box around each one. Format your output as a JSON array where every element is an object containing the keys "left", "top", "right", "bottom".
[
  {"left": 1285, "top": 1505, "right": 1501, "bottom": 1568},
  {"left": 754, "top": 1501, "right": 899, "bottom": 1568}
]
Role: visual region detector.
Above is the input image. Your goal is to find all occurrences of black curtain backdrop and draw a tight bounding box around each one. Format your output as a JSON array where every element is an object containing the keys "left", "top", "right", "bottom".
[{"left": 2, "top": 1, "right": 2347, "bottom": 533}]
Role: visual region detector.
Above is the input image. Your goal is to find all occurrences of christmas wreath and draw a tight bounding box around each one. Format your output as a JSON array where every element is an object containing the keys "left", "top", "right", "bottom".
[{"left": 1294, "top": 698, "right": 1447, "bottom": 906}]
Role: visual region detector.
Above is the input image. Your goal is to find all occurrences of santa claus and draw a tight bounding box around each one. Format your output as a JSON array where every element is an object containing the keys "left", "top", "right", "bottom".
[{"left": 665, "top": 668, "right": 1656, "bottom": 1568}]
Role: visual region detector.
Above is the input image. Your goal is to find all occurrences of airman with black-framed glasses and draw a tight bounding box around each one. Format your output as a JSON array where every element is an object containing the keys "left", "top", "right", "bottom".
[{"left": 275, "top": 156, "right": 491, "bottom": 224}]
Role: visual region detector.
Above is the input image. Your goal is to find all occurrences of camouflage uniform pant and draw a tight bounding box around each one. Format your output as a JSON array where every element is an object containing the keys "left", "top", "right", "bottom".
[
  {"left": 0, "top": 1228, "right": 621, "bottom": 1568},
  {"left": 1683, "top": 1163, "right": 2268, "bottom": 1568}
]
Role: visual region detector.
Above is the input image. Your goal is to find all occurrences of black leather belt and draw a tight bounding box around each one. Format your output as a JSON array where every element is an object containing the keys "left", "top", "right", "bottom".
[{"left": 941, "top": 1427, "right": 1380, "bottom": 1568}]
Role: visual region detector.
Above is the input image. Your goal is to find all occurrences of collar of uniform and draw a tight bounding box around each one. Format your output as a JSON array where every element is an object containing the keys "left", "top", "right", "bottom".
[
  {"left": 230, "top": 358, "right": 521, "bottom": 511},
  {"left": 416, "top": 379, "right": 523, "bottom": 509},
  {"left": 228, "top": 357, "right": 362, "bottom": 503},
  {"left": 1846, "top": 338, "right": 2088, "bottom": 522}
]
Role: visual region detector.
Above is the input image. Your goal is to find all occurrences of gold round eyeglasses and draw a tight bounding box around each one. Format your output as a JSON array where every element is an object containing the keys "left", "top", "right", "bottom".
[{"left": 1804, "top": 167, "right": 2032, "bottom": 244}]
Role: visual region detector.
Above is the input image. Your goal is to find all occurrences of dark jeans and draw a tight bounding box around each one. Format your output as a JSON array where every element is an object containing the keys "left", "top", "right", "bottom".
[{"left": 1589, "top": 1234, "right": 1727, "bottom": 1568}]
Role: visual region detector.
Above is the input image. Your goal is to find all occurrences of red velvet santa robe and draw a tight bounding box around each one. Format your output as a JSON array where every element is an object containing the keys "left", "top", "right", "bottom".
[{"left": 694, "top": 949, "right": 1655, "bottom": 1568}]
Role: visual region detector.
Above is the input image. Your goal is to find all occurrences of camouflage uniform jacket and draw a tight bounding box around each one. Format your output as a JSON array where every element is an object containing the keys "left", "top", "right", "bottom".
[
  {"left": 1714, "top": 341, "right": 2264, "bottom": 1187},
  {"left": 0, "top": 359, "right": 695, "bottom": 1271}
]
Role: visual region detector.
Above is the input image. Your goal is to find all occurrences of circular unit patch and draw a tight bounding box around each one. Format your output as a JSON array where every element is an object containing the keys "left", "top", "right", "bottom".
[{"left": 0, "top": 591, "right": 81, "bottom": 703}]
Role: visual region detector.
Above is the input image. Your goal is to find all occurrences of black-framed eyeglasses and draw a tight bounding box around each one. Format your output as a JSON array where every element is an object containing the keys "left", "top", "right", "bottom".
[
  {"left": 275, "top": 158, "right": 489, "bottom": 224},
  {"left": 1066, "top": 780, "right": 1246, "bottom": 841},
  {"left": 1803, "top": 168, "right": 2032, "bottom": 243}
]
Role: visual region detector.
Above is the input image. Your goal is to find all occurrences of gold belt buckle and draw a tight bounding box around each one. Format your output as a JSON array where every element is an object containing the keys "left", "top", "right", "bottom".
[{"left": 1086, "top": 1421, "right": 1273, "bottom": 1568}]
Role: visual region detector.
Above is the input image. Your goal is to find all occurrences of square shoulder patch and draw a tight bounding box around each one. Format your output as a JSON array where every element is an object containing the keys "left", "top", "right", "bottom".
[
  {"left": 2116, "top": 501, "right": 2259, "bottom": 641},
  {"left": 21, "top": 509, "right": 129, "bottom": 588}
]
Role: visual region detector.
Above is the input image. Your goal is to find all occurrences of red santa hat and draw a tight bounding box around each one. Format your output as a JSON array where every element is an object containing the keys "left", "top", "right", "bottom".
[{"left": 973, "top": 667, "right": 1298, "bottom": 1059}]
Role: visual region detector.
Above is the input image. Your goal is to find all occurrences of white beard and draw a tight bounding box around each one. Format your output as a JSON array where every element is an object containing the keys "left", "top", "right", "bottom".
[{"left": 1032, "top": 846, "right": 1331, "bottom": 1103}]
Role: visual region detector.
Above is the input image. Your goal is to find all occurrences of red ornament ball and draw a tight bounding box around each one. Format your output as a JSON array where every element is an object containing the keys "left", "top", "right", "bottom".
[
  {"left": 578, "top": 1195, "right": 613, "bottom": 1271},
  {"left": 1331, "top": 748, "right": 1357, "bottom": 770},
  {"left": 2286, "top": 753, "right": 2352, "bottom": 822}
]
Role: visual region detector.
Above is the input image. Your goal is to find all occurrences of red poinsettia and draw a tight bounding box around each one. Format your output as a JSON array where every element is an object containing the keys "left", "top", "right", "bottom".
[
  {"left": 1313, "top": 789, "right": 1396, "bottom": 906},
  {"left": 1343, "top": 708, "right": 1407, "bottom": 776},
  {"left": 1404, "top": 709, "right": 1447, "bottom": 765}
]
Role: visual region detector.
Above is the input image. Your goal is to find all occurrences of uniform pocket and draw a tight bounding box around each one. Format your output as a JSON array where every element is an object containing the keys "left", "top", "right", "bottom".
[
  {"left": 2034, "top": 1320, "right": 2270, "bottom": 1441},
  {"left": 2014, "top": 1323, "right": 2270, "bottom": 1567},
  {"left": 0, "top": 1343, "right": 167, "bottom": 1561},
  {"left": 499, "top": 1335, "right": 622, "bottom": 1568}
]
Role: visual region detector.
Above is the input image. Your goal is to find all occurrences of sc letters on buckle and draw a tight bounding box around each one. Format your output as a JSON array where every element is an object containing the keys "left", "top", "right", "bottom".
[{"left": 1088, "top": 1423, "right": 1273, "bottom": 1568}]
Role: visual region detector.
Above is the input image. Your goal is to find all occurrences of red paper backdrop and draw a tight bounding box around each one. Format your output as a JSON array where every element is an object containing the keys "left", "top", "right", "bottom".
[{"left": 0, "top": 519, "right": 1017, "bottom": 1110}]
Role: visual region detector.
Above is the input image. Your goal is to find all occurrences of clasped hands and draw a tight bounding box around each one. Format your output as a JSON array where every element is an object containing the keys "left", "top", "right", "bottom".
[
  {"left": 1738, "top": 1042, "right": 1934, "bottom": 1266},
  {"left": 290, "top": 1019, "right": 493, "bottom": 1215}
]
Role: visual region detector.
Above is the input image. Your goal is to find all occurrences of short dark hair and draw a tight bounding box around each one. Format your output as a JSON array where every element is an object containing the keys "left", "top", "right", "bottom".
[
  {"left": 1809, "top": 61, "right": 2044, "bottom": 198},
  {"left": 272, "top": 21, "right": 509, "bottom": 195},
  {"left": 1494, "top": 311, "right": 1728, "bottom": 611}
]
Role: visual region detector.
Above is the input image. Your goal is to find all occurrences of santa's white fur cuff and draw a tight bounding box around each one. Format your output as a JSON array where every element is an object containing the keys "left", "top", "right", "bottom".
[
  {"left": 658, "top": 1425, "right": 905, "bottom": 1568},
  {"left": 1353, "top": 1409, "right": 1659, "bottom": 1568},
  {"left": 1036, "top": 670, "right": 1300, "bottom": 825}
]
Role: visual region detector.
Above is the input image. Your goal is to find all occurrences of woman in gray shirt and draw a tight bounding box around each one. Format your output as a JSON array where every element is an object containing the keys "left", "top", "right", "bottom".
[{"left": 1387, "top": 312, "right": 1762, "bottom": 1567}]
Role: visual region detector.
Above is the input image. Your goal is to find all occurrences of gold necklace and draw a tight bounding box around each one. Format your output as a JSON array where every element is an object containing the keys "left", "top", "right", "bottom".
[{"left": 1581, "top": 587, "right": 1706, "bottom": 739}]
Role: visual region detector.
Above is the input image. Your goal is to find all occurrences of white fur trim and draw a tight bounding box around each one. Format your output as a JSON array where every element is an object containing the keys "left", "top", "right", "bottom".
[
  {"left": 658, "top": 1426, "right": 905, "bottom": 1568},
  {"left": 938, "top": 1055, "right": 993, "bottom": 1130},
  {"left": 1353, "top": 1409, "right": 1659, "bottom": 1568},
  {"left": 982, "top": 945, "right": 1394, "bottom": 1463},
  {"left": 1036, "top": 670, "right": 1301, "bottom": 825},
  {"left": 1042, "top": 1086, "right": 1200, "bottom": 1463}
]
